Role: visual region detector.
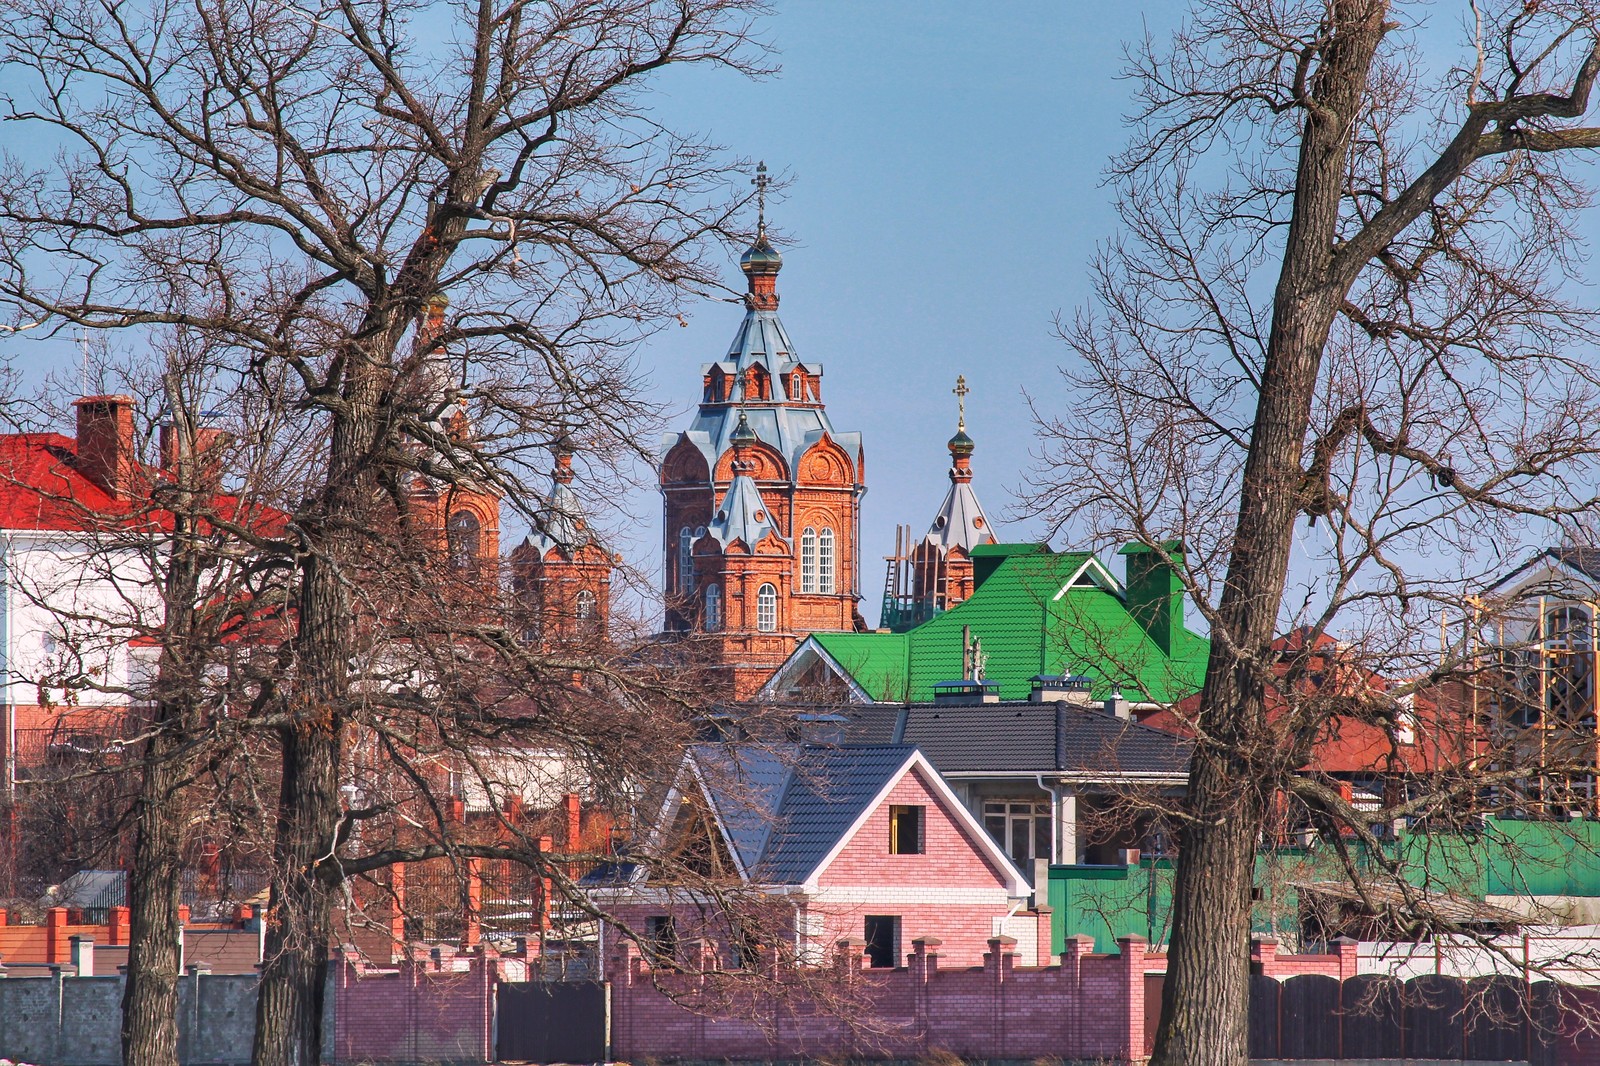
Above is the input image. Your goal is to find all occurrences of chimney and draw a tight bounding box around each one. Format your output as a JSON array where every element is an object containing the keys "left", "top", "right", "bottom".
[
  {"left": 1118, "top": 540, "right": 1186, "bottom": 655},
  {"left": 931, "top": 679, "right": 1000, "bottom": 705},
  {"left": 73, "top": 395, "right": 136, "bottom": 498},
  {"left": 159, "top": 424, "right": 232, "bottom": 489},
  {"left": 1030, "top": 674, "right": 1094, "bottom": 704}
]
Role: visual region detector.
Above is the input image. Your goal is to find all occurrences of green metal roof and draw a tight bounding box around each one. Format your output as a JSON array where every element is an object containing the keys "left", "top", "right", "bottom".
[{"left": 814, "top": 543, "right": 1209, "bottom": 703}]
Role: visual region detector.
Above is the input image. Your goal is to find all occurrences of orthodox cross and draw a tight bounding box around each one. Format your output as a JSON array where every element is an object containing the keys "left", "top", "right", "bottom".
[
  {"left": 953, "top": 374, "right": 970, "bottom": 431},
  {"left": 752, "top": 161, "right": 769, "bottom": 232}
]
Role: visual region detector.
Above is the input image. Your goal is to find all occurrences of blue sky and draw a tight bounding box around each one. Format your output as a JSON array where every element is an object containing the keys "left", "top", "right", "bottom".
[{"left": 629, "top": 1, "right": 1186, "bottom": 614}]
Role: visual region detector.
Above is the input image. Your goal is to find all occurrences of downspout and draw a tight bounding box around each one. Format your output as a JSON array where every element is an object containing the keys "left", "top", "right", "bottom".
[{"left": 2, "top": 533, "right": 12, "bottom": 803}]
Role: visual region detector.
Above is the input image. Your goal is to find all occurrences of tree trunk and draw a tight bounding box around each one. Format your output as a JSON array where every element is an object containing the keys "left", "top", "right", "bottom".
[
  {"left": 120, "top": 723, "right": 187, "bottom": 1066},
  {"left": 252, "top": 707, "right": 343, "bottom": 1066},
  {"left": 252, "top": 328, "right": 391, "bottom": 1066},
  {"left": 122, "top": 425, "right": 204, "bottom": 1066},
  {"left": 1149, "top": 6, "right": 1388, "bottom": 1064}
]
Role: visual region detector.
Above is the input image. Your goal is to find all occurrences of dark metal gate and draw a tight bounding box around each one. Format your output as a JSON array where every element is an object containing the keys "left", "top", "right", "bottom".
[{"left": 496, "top": 980, "right": 608, "bottom": 1063}]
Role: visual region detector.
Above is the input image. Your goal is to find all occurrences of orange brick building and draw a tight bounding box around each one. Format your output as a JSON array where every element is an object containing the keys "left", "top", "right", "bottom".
[{"left": 659, "top": 214, "right": 867, "bottom": 697}]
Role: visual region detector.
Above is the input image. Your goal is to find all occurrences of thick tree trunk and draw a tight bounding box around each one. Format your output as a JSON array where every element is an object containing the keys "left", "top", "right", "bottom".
[
  {"left": 122, "top": 449, "right": 203, "bottom": 1066},
  {"left": 120, "top": 725, "right": 187, "bottom": 1066},
  {"left": 252, "top": 708, "right": 343, "bottom": 1066},
  {"left": 252, "top": 328, "right": 393, "bottom": 1066},
  {"left": 1149, "top": 5, "right": 1388, "bottom": 1065}
]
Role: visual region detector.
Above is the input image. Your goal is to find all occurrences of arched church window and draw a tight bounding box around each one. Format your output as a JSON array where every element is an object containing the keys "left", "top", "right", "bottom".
[
  {"left": 757, "top": 583, "right": 778, "bottom": 632},
  {"left": 575, "top": 589, "right": 597, "bottom": 621},
  {"left": 818, "top": 528, "right": 836, "bottom": 595},
  {"left": 447, "top": 511, "right": 480, "bottom": 571},
  {"left": 704, "top": 584, "right": 721, "bottom": 632},
  {"left": 678, "top": 527, "right": 695, "bottom": 594},
  {"left": 800, "top": 528, "right": 817, "bottom": 593}
]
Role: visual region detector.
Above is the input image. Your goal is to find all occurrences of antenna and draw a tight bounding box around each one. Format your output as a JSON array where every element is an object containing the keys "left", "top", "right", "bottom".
[{"left": 78, "top": 330, "right": 91, "bottom": 396}]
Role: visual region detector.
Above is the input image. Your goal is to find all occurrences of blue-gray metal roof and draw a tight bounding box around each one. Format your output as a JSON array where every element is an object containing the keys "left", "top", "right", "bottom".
[
  {"left": 707, "top": 473, "right": 783, "bottom": 550},
  {"left": 658, "top": 306, "right": 863, "bottom": 485},
  {"left": 689, "top": 742, "right": 917, "bottom": 885}
]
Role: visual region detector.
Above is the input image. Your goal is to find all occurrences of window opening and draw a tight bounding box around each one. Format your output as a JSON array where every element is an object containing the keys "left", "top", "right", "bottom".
[
  {"left": 757, "top": 583, "right": 778, "bottom": 632},
  {"left": 447, "top": 511, "right": 481, "bottom": 571},
  {"left": 704, "top": 584, "right": 721, "bottom": 632},
  {"left": 800, "top": 528, "right": 817, "bottom": 593},
  {"left": 983, "top": 801, "right": 1052, "bottom": 865},
  {"left": 863, "top": 915, "right": 899, "bottom": 969},
  {"left": 678, "top": 527, "right": 694, "bottom": 595},
  {"left": 889, "top": 804, "right": 925, "bottom": 855},
  {"left": 818, "top": 528, "right": 836, "bottom": 594}
]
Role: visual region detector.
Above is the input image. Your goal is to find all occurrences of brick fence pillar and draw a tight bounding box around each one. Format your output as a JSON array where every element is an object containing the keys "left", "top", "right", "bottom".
[
  {"left": 1117, "top": 934, "right": 1147, "bottom": 1061},
  {"left": 109, "top": 906, "right": 129, "bottom": 946},
  {"left": 1251, "top": 935, "right": 1279, "bottom": 977},
  {"left": 1032, "top": 906, "right": 1055, "bottom": 966},
  {"left": 911, "top": 937, "right": 941, "bottom": 1054},
  {"left": 46, "top": 906, "right": 67, "bottom": 963},
  {"left": 987, "top": 935, "right": 1016, "bottom": 1058},
  {"left": 1060, "top": 934, "right": 1094, "bottom": 1059},
  {"left": 1334, "top": 935, "right": 1360, "bottom": 980}
]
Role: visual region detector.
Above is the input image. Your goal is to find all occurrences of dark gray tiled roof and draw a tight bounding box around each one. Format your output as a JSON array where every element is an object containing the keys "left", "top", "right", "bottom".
[
  {"left": 691, "top": 742, "right": 916, "bottom": 885},
  {"left": 842, "top": 701, "right": 1191, "bottom": 776},
  {"left": 1553, "top": 547, "right": 1600, "bottom": 583}
]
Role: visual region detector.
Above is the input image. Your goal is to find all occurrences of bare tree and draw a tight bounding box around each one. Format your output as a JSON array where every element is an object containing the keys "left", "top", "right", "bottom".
[
  {"left": 1027, "top": 3, "right": 1600, "bottom": 1063},
  {"left": 0, "top": 0, "right": 772, "bottom": 1062}
]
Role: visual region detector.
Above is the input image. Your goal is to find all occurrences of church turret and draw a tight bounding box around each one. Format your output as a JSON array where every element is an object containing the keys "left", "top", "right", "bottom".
[
  {"left": 883, "top": 376, "right": 998, "bottom": 631},
  {"left": 405, "top": 292, "right": 501, "bottom": 581},
  {"left": 512, "top": 435, "right": 613, "bottom": 648},
  {"left": 659, "top": 165, "right": 868, "bottom": 696}
]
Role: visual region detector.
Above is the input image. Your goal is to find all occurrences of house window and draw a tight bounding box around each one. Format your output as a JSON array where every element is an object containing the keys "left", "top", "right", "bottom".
[
  {"left": 983, "top": 801, "right": 1052, "bottom": 866},
  {"left": 677, "top": 527, "right": 694, "bottom": 595},
  {"left": 704, "top": 583, "right": 721, "bottom": 632},
  {"left": 574, "top": 589, "right": 597, "bottom": 621},
  {"left": 818, "top": 528, "right": 836, "bottom": 594},
  {"left": 645, "top": 915, "right": 677, "bottom": 968},
  {"left": 757, "top": 583, "right": 778, "bottom": 632},
  {"left": 889, "top": 804, "right": 924, "bottom": 855},
  {"left": 863, "top": 915, "right": 899, "bottom": 969},
  {"left": 447, "top": 511, "right": 480, "bottom": 571},
  {"left": 800, "top": 528, "right": 817, "bottom": 593}
]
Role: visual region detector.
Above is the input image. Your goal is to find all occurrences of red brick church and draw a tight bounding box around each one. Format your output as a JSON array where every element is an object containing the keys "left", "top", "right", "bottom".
[{"left": 654, "top": 172, "right": 997, "bottom": 698}]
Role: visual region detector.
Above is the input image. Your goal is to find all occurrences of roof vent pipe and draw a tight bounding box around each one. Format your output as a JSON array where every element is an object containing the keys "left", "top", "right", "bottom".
[{"left": 1105, "top": 691, "right": 1131, "bottom": 720}]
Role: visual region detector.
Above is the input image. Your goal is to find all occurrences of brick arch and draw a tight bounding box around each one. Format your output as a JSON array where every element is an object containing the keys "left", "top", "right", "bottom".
[
  {"left": 661, "top": 439, "right": 711, "bottom": 486},
  {"left": 798, "top": 437, "right": 854, "bottom": 486},
  {"left": 713, "top": 441, "right": 788, "bottom": 482}
]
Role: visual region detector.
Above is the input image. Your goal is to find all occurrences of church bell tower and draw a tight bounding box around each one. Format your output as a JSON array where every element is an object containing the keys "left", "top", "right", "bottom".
[{"left": 659, "top": 164, "right": 868, "bottom": 697}]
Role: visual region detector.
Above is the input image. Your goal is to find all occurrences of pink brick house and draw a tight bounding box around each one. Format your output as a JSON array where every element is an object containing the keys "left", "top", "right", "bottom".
[{"left": 591, "top": 743, "right": 1036, "bottom": 969}]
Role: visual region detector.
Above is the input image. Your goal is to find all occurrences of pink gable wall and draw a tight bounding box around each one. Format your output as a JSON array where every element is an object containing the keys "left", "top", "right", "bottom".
[
  {"left": 815, "top": 763, "right": 1012, "bottom": 890},
  {"left": 808, "top": 763, "right": 1022, "bottom": 967}
]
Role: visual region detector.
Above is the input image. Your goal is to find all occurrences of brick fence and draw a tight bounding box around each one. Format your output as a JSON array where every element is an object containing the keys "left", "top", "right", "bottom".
[{"left": 608, "top": 933, "right": 1152, "bottom": 1062}]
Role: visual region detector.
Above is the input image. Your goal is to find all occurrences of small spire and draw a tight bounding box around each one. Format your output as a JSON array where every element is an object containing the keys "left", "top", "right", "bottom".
[
  {"left": 948, "top": 376, "right": 975, "bottom": 462},
  {"left": 740, "top": 162, "right": 782, "bottom": 309},
  {"left": 753, "top": 161, "right": 770, "bottom": 237},
  {"left": 553, "top": 432, "right": 576, "bottom": 485}
]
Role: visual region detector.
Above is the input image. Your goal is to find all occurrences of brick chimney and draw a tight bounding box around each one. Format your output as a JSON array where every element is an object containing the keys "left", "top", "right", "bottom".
[
  {"left": 73, "top": 395, "right": 137, "bottom": 498},
  {"left": 159, "top": 423, "right": 232, "bottom": 489}
]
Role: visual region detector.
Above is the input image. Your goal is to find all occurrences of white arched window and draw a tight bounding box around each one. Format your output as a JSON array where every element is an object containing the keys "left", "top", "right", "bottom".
[
  {"left": 757, "top": 583, "right": 778, "bottom": 632},
  {"left": 800, "top": 527, "right": 817, "bottom": 593},
  {"left": 818, "top": 528, "right": 836, "bottom": 595},
  {"left": 704, "top": 584, "right": 721, "bottom": 632},
  {"left": 575, "top": 589, "right": 597, "bottom": 620},
  {"left": 677, "top": 527, "right": 694, "bottom": 594}
]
